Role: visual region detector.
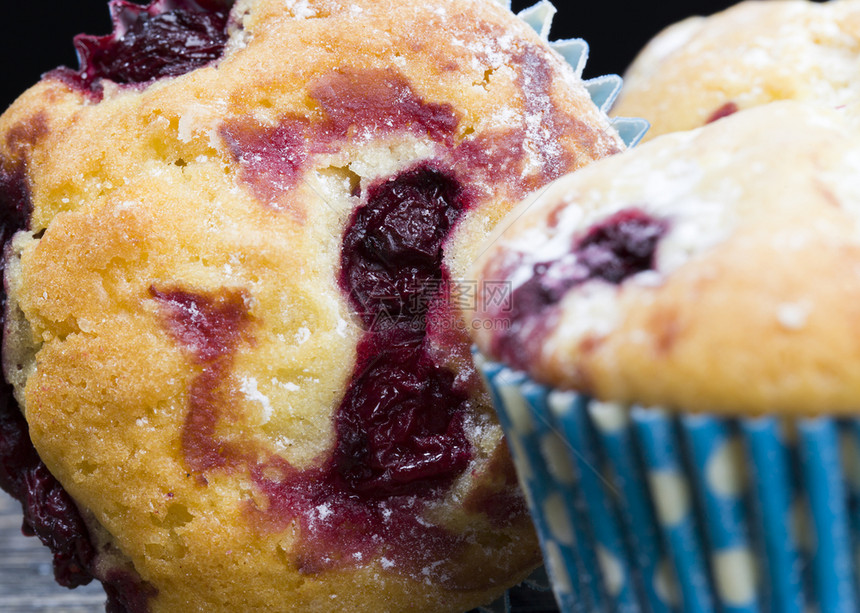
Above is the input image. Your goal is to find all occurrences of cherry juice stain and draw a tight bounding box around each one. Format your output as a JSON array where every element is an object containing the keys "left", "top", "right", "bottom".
[
  {"left": 0, "top": 14, "right": 619, "bottom": 604},
  {"left": 0, "top": 4, "right": 231, "bottom": 596},
  {"left": 150, "top": 286, "right": 255, "bottom": 474},
  {"left": 706, "top": 101, "right": 739, "bottom": 125},
  {"left": 220, "top": 68, "right": 459, "bottom": 212},
  {"left": 251, "top": 163, "right": 478, "bottom": 578},
  {"left": 49, "top": 0, "right": 233, "bottom": 98},
  {"left": 310, "top": 69, "right": 459, "bottom": 143},
  {"left": 222, "top": 49, "right": 619, "bottom": 214},
  {"left": 490, "top": 208, "right": 669, "bottom": 369},
  {"left": 151, "top": 164, "right": 482, "bottom": 580},
  {"left": 150, "top": 287, "right": 251, "bottom": 364},
  {"left": 209, "top": 59, "right": 614, "bottom": 575},
  {"left": 336, "top": 164, "right": 472, "bottom": 497}
]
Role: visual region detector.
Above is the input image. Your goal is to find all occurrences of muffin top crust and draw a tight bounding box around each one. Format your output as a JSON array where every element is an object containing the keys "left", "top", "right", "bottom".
[
  {"left": 469, "top": 101, "right": 860, "bottom": 416},
  {"left": 611, "top": 0, "right": 860, "bottom": 140},
  {"left": 0, "top": 0, "right": 624, "bottom": 611}
]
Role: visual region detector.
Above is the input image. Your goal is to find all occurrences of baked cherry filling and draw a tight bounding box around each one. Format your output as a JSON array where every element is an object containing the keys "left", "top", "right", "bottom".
[
  {"left": 0, "top": 389, "right": 94, "bottom": 588},
  {"left": 0, "top": 163, "right": 32, "bottom": 250},
  {"left": 492, "top": 208, "right": 668, "bottom": 366},
  {"left": 706, "top": 101, "right": 739, "bottom": 124},
  {"left": 569, "top": 207, "right": 668, "bottom": 285},
  {"left": 50, "top": 0, "right": 233, "bottom": 95},
  {"left": 148, "top": 164, "right": 480, "bottom": 576},
  {"left": 337, "top": 164, "right": 472, "bottom": 496},
  {"left": 0, "top": 2, "right": 625, "bottom": 602}
]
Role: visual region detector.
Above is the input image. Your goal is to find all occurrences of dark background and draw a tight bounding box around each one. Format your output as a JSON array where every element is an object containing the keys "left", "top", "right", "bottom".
[{"left": 0, "top": 1, "right": 740, "bottom": 111}]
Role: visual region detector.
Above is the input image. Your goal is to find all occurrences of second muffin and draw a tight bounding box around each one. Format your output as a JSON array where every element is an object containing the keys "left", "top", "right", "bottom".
[{"left": 469, "top": 100, "right": 860, "bottom": 612}]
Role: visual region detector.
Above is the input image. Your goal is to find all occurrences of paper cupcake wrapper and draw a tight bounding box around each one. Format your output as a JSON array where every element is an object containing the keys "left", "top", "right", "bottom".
[
  {"left": 476, "top": 352, "right": 860, "bottom": 613},
  {"left": 511, "top": 0, "right": 649, "bottom": 148},
  {"left": 475, "top": 5, "right": 647, "bottom": 612}
]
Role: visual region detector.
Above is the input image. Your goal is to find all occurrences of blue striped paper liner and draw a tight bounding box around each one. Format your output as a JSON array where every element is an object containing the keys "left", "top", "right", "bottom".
[
  {"left": 474, "top": 2, "right": 648, "bottom": 611},
  {"left": 476, "top": 353, "right": 860, "bottom": 613},
  {"left": 513, "top": 0, "right": 649, "bottom": 148}
]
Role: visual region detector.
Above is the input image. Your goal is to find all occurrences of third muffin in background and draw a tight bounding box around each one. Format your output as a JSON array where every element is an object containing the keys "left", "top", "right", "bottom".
[{"left": 611, "top": 0, "right": 860, "bottom": 140}]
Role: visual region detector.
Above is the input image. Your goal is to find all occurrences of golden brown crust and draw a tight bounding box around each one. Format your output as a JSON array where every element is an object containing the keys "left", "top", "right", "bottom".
[
  {"left": 0, "top": 0, "right": 622, "bottom": 611},
  {"left": 612, "top": 0, "right": 860, "bottom": 141},
  {"left": 470, "top": 101, "right": 860, "bottom": 416}
]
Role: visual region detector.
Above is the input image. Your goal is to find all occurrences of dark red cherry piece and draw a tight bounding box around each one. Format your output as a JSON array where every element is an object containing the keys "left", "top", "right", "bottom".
[
  {"left": 50, "top": 0, "right": 233, "bottom": 95},
  {"left": 335, "top": 164, "right": 473, "bottom": 497},
  {"left": 492, "top": 208, "right": 668, "bottom": 368}
]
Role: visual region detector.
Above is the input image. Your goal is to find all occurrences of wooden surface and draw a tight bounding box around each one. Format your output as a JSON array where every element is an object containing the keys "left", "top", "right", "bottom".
[{"left": 0, "top": 489, "right": 106, "bottom": 613}]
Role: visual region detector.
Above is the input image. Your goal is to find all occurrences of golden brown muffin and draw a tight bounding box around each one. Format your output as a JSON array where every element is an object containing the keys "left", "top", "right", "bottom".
[
  {"left": 469, "top": 100, "right": 860, "bottom": 416},
  {"left": 611, "top": 0, "right": 860, "bottom": 141},
  {"left": 0, "top": 0, "right": 625, "bottom": 611}
]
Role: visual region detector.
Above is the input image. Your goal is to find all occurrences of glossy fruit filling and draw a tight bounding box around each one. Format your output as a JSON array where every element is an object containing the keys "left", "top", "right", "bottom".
[
  {"left": 148, "top": 163, "right": 483, "bottom": 577},
  {"left": 568, "top": 207, "right": 668, "bottom": 285},
  {"left": 0, "top": 388, "right": 95, "bottom": 588},
  {"left": 50, "top": 0, "right": 233, "bottom": 95},
  {"left": 336, "top": 164, "right": 473, "bottom": 497},
  {"left": 492, "top": 208, "right": 668, "bottom": 366},
  {"left": 255, "top": 164, "right": 481, "bottom": 576},
  {"left": 706, "top": 101, "right": 739, "bottom": 124},
  {"left": 0, "top": 163, "right": 32, "bottom": 249},
  {"left": 0, "top": 0, "right": 625, "bottom": 601}
]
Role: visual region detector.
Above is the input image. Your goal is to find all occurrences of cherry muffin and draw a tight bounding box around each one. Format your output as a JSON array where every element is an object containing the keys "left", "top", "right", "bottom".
[
  {"left": 0, "top": 0, "right": 628, "bottom": 611},
  {"left": 611, "top": 0, "right": 860, "bottom": 140},
  {"left": 470, "top": 101, "right": 860, "bottom": 612}
]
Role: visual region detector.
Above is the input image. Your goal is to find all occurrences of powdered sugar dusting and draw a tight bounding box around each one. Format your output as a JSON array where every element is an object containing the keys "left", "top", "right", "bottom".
[
  {"left": 519, "top": 48, "right": 568, "bottom": 179},
  {"left": 294, "top": 326, "right": 311, "bottom": 345},
  {"left": 272, "top": 378, "right": 300, "bottom": 392},
  {"left": 315, "top": 503, "right": 333, "bottom": 521},
  {"left": 335, "top": 316, "right": 349, "bottom": 337},
  {"left": 240, "top": 376, "right": 273, "bottom": 423},
  {"left": 777, "top": 301, "right": 811, "bottom": 331},
  {"left": 178, "top": 100, "right": 229, "bottom": 144},
  {"left": 549, "top": 283, "right": 621, "bottom": 350},
  {"left": 488, "top": 129, "right": 741, "bottom": 349},
  {"left": 284, "top": 0, "right": 317, "bottom": 19},
  {"left": 450, "top": 31, "right": 516, "bottom": 72},
  {"left": 503, "top": 149, "right": 726, "bottom": 296}
]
